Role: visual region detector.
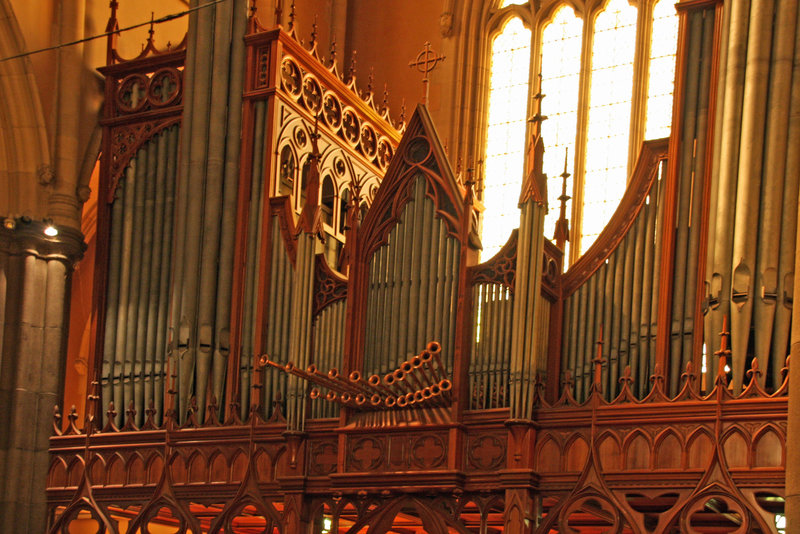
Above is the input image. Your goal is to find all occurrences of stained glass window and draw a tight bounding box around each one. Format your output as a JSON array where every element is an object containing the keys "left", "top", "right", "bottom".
[{"left": 482, "top": 16, "right": 531, "bottom": 259}]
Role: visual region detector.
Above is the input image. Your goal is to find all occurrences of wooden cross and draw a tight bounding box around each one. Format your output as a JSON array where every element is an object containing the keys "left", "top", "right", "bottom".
[{"left": 409, "top": 41, "right": 445, "bottom": 106}]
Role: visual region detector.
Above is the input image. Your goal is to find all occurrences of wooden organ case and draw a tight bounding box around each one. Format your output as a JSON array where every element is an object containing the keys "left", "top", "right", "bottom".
[{"left": 48, "top": 2, "right": 788, "bottom": 533}]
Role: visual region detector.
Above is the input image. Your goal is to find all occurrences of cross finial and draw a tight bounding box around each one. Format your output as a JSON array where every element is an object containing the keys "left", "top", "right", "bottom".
[{"left": 408, "top": 41, "right": 446, "bottom": 106}]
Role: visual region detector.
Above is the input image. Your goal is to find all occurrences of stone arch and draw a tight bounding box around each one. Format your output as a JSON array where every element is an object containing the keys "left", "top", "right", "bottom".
[{"left": 0, "top": 0, "right": 50, "bottom": 219}]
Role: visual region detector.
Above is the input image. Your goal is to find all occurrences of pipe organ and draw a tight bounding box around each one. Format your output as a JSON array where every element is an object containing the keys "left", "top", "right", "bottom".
[{"left": 48, "top": 1, "right": 794, "bottom": 533}]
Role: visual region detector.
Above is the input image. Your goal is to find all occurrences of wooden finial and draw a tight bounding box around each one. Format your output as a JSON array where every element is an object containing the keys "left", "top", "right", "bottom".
[
  {"left": 554, "top": 147, "right": 571, "bottom": 250},
  {"left": 714, "top": 315, "right": 731, "bottom": 386},
  {"left": 329, "top": 35, "right": 338, "bottom": 68},
  {"left": 147, "top": 12, "right": 155, "bottom": 46},
  {"left": 288, "top": 1, "right": 296, "bottom": 32},
  {"left": 408, "top": 41, "right": 445, "bottom": 106},
  {"left": 593, "top": 326, "right": 604, "bottom": 389},
  {"left": 310, "top": 14, "right": 318, "bottom": 48},
  {"left": 348, "top": 50, "right": 358, "bottom": 83}
]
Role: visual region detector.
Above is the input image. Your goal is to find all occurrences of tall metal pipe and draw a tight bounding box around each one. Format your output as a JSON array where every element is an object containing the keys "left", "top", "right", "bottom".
[
  {"left": 707, "top": 0, "right": 750, "bottom": 382},
  {"left": 730, "top": 0, "right": 773, "bottom": 391},
  {"left": 772, "top": 0, "right": 800, "bottom": 388}
]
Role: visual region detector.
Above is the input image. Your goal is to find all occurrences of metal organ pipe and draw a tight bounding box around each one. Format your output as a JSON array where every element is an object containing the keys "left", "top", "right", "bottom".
[
  {"left": 102, "top": 175, "right": 124, "bottom": 427},
  {"left": 214, "top": 0, "right": 248, "bottom": 414},
  {"left": 239, "top": 101, "right": 266, "bottom": 418},
  {"left": 754, "top": 0, "right": 798, "bottom": 387},
  {"left": 772, "top": 2, "right": 800, "bottom": 388},
  {"left": 730, "top": 0, "right": 774, "bottom": 391},
  {"left": 707, "top": 0, "right": 749, "bottom": 382}
]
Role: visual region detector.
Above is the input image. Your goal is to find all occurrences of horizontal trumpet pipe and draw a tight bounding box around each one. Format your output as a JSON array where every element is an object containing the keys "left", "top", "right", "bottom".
[
  {"left": 368, "top": 374, "right": 396, "bottom": 396},
  {"left": 307, "top": 364, "right": 357, "bottom": 394},
  {"left": 347, "top": 371, "right": 380, "bottom": 395}
]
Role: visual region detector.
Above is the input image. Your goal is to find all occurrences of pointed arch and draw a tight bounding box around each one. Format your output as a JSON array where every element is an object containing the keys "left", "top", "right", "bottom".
[
  {"left": 721, "top": 427, "right": 749, "bottom": 469},
  {"left": 654, "top": 429, "right": 683, "bottom": 469},
  {"left": 752, "top": 424, "right": 784, "bottom": 468},
  {"left": 126, "top": 452, "right": 146, "bottom": 485},
  {"left": 564, "top": 433, "right": 590, "bottom": 472},
  {"left": 623, "top": 429, "right": 652, "bottom": 470},
  {"left": 536, "top": 433, "right": 562, "bottom": 472}
]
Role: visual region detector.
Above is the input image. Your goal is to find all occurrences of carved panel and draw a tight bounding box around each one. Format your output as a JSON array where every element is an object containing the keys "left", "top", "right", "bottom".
[
  {"left": 466, "top": 433, "right": 506, "bottom": 471},
  {"left": 308, "top": 440, "right": 339, "bottom": 476},
  {"left": 345, "top": 432, "right": 449, "bottom": 473}
]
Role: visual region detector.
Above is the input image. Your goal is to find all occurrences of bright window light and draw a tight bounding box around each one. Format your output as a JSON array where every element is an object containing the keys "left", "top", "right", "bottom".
[
  {"left": 580, "top": 0, "right": 637, "bottom": 254},
  {"left": 482, "top": 16, "right": 531, "bottom": 260},
  {"left": 644, "top": 0, "right": 679, "bottom": 139},
  {"left": 541, "top": 6, "right": 582, "bottom": 247}
]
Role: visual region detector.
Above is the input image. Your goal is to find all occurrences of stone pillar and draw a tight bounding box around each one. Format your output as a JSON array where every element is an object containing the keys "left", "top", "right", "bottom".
[{"left": 0, "top": 219, "right": 83, "bottom": 531}]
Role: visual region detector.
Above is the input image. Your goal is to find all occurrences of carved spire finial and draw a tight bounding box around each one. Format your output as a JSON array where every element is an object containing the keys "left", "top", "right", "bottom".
[
  {"left": 714, "top": 315, "right": 731, "bottom": 387},
  {"left": 147, "top": 12, "right": 156, "bottom": 46},
  {"left": 310, "top": 14, "right": 318, "bottom": 48},
  {"left": 554, "top": 147, "right": 571, "bottom": 250},
  {"left": 272, "top": 0, "right": 280, "bottom": 26},
  {"left": 329, "top": 35, "right": 337, "bottom": 68},
  {"left": 382, "top": 83, "right": 390, "bottom": 113},
  {"left": 288, "top": 0, "right": 296, "bottom": 32},
  {"left": 348, "top": 50, "right": 358, "bottom": 83}
]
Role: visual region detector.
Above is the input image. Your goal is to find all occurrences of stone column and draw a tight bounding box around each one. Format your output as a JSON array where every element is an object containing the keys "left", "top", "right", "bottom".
[{"left": 0, "top": 219, "right": 83, "bottom": 532}]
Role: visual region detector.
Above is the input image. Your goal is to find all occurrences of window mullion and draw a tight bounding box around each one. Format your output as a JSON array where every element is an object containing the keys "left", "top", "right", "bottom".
[
  {"left": 568, "top": 7, "right": 596, "bottom": 264},
  {"left": 628, "top": 0, "right": 654, "bottom": 179}
]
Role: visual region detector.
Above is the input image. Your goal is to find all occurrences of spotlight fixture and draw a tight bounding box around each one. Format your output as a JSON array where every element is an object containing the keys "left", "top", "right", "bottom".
[
  {"left": 2, "top": 217, "right": 15, "bottom": 230},
  {"left": 43, "top": 219, "right": 58, "bottom": 237}
]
